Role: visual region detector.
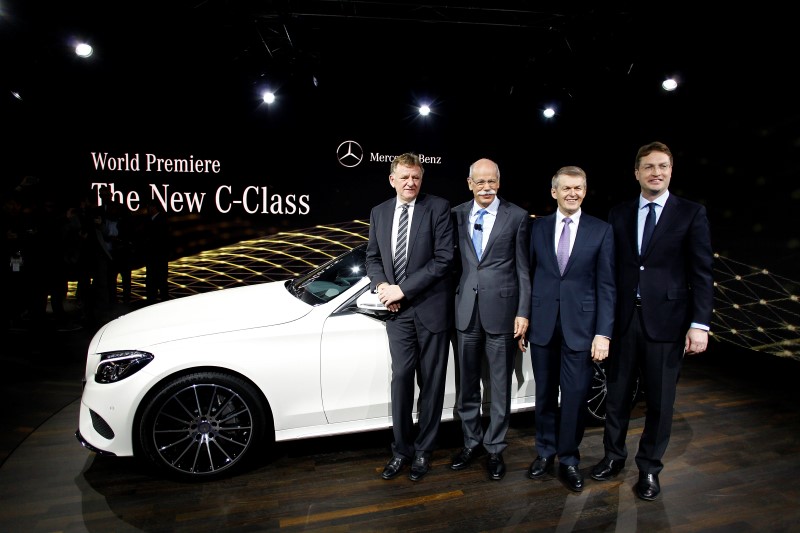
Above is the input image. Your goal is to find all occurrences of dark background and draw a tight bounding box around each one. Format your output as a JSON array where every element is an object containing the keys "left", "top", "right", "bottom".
[{"left": 2, "top": 2, "right": 799, "bottom": 279}]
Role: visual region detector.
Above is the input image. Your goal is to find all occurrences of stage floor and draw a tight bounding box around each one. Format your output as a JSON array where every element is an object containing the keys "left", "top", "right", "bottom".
[{"left": 2, "top": 310, "right": 799, "bottom": 532}]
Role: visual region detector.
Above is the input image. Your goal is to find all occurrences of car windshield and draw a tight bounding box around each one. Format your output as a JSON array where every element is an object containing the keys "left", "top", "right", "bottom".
[{"left": 288, "top": 244, "right": 368, "bottom": 305}]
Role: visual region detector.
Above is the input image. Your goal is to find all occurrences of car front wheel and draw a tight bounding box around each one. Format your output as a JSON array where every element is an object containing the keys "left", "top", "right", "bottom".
[{"left": 138, "top": 372, "right": 267, "bottom": 481}]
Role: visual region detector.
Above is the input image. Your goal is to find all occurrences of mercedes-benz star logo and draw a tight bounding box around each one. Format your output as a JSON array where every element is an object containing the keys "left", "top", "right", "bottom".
[{"left": 337, "top": 140, "right": 364, "bottom": 168}]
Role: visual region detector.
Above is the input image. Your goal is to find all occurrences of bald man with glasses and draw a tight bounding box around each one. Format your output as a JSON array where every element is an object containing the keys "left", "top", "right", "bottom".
[{"left": 449, "top": 158, "right": 530, "bottom": 480}]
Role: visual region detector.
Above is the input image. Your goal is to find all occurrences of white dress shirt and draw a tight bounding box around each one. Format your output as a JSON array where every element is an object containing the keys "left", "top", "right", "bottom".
[{"left": 470, "top": 197, "right": 500, "bottom": 251}]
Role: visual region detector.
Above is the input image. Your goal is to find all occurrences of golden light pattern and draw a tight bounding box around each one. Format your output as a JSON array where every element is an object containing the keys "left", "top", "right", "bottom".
[
  {"left": 115, "top": 220, "right": 798, "bottom": 362},
  {"left": 125, "top": 220, "right": 370, "bottom": 299},
  {"left": 710, "top": 254, "right": 800, "bottom": 361}
]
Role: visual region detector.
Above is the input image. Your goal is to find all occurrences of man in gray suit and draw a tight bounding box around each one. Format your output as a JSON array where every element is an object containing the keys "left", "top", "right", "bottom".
[
  {"left": 527, "top": 166, "right": 615, "bottom": 492},
  {"left": 449, "top": 158, "right": 531, "bottom": 480},
  {"left": 367, "top": 152, "right": 455, "bottom": 482}
]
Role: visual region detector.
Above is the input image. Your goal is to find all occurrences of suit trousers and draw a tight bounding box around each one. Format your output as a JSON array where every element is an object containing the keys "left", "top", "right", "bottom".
[
  {"left": 386, "top": 309, "right": 450, "bottom": 460},
  {"left": 603, "top": 305, "right": 684, "bottom": 474},
  {"left": 531, "top": 315, "right": 593, "bottom": 466},
  {"left": 455, "top": 301, "right": 516, "bottom": 454}
]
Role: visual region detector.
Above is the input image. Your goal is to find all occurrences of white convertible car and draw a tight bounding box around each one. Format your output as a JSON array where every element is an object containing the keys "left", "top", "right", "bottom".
[{"left": 76, "top": 243, "right": 614, "bottom": 481}]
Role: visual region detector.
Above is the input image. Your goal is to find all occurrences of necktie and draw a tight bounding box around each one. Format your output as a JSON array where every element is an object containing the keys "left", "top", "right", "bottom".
[
  {"left": 640, "top": 202, "right": 656, "bottom": 256},
  {"left": 472, "top": 209, "right": 487, "bottom": 259},
  {"left": 557, "top": 217, "right": 572, "bottom": 275},
  {"left": 393, "top": 204, "right": 409, "bottom": 283}
]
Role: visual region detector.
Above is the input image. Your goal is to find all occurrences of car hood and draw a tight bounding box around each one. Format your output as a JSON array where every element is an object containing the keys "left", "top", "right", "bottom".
[{"left": 94, "top": 280, "right": 310, "bottom": 350}]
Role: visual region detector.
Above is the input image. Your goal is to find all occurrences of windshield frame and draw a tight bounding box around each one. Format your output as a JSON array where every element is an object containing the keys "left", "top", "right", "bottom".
[{"left": 288, "top": 244, "right": 368, "bottom": 305}]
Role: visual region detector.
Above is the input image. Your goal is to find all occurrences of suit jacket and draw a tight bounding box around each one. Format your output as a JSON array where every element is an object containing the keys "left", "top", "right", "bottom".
[
  {"left": 452, "top": 198, "right": 531, "bottom": 334},
  {"left": 143, "top": 211, "right": 170, "bottom": 263},
  {"left": 528, "top": 212, "right": 615, "bottom": 352},
  {"left": 609, "top": 193, "right": 713, "bottom": 342},
  {"left": 366, "top": 193, "right": 455, "bottom": 333}
]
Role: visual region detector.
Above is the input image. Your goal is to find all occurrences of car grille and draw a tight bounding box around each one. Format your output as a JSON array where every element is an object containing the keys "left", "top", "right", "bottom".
[{"left": 89, "top": 409, "right": 115, "bottom": 440}]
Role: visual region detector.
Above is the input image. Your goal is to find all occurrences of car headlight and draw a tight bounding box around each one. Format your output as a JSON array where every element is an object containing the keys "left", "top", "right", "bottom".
[{"left": 95, "top": 351, "right": 154, "bottom": 383}]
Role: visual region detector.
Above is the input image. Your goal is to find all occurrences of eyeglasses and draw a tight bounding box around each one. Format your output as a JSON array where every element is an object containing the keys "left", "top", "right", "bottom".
[
  {"left": 639, "top": 163, "right": 671, "bottom": 173},
  {"left": 470, "top": 178, "right": 498, "bottom": 187}
]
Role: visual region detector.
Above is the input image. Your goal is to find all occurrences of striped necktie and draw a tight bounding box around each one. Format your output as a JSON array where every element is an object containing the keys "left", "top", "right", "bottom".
[{"left": 393, "top": 204, "right": 409, "bottom": 283}]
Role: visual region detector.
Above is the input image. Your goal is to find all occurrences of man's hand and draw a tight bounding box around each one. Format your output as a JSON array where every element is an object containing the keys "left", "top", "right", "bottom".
[
  {"left": 378, "top": 283, "right": 404, "bottom": 312},
  {"left": 591, "top": 335, "right": 610, "bottom": 361},
  {"left": 685, "top": 328, "right": 708, "bottom": 354},
  {"left": 514, "top": 317, "right": 529, "bottom": 352}
]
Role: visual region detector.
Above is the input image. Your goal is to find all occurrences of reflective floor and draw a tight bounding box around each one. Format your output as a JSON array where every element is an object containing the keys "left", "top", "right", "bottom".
[{"left": 2, "top": 305, "right": 800, "bottom": 532}]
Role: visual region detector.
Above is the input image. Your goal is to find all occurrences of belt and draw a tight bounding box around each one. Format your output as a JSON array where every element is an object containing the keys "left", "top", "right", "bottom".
[{"left": 634, "top": 296, "right": 642, "bottom": 307}]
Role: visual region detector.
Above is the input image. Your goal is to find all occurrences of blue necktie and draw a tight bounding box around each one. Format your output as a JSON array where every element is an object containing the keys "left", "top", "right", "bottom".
[
  {"left": 640, "top": 203, "right": 656, "bottom": 256},
  {"left": 472, "top": 209, "right": 487, "bottom": 259}
]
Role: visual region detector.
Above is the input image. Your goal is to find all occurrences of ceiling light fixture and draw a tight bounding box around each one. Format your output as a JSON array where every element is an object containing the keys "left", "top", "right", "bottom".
[
  {"left": 662, "top": 78, "right": 678, "bottom": 91},
  {"left": 75, "top": 43, "right": 93, "bottom": 58}
]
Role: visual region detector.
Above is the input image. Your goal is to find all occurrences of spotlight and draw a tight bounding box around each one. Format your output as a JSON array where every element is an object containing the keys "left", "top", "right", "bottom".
[
  {"left": 662, "top": 78, "right": 678, "bottom": 91},
  {"left": 262, "top": 91, "right": 276, "bottom": 104},
  {"left": 75, "top": 43, "right": 93, "bottom": 58},
  {"left": 419, "top": 105, "right": 431, "bottom": 116},
  {"left": 543, "top": 107, "right": 555, "bottom": 119}
]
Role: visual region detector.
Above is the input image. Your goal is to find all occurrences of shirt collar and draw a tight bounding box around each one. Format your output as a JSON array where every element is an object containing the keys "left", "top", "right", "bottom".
[
  {"left": 556, "top": 208, "right": 581, "bottom": 225},
  {"left": 396, "top": 199, "right": 416, "bottom": 209},
  {"left": 472, "top": 197, "right": 500, "bottom": 217},
  {"left": 639, "top": 190, "right": 669, "bottom": 209}
]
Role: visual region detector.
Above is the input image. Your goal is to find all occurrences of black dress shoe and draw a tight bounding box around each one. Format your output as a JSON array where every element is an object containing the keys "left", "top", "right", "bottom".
[
  {"left": 527, "top": 455, "right": 555, "bottom": 479},
  {"left": 590, "top": 456, "right": 624, "bottom": 481},
  {"left": 487, "top": 453, "right": 505, "bottom": 480},
  {"left": 451, "top": 447, "right": 476, "bottom": 470},
  {"left": 381, "top": 456, "right": 407, "bottom": 480},
  {"left": 559, "top": 464, "right": 584, "bottom": 492},
  {"left": 409, "top": 456, "right": 430, "bottom": 481},
  {"left": 636, "top": 472, "right": 660, "bottom": 501}
]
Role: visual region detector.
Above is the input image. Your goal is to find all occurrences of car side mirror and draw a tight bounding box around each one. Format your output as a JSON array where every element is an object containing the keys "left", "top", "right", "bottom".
[{"left": 355, "top": 290, "right": 389, "bottom": 316}]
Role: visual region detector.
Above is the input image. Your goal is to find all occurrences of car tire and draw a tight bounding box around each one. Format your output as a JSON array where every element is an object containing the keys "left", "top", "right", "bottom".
[
  {"left": 138, "top": 371, "right": 268, "bottom": 481},
  {"left": 585, "top": 361, "right": 641, "bottom": 423}
]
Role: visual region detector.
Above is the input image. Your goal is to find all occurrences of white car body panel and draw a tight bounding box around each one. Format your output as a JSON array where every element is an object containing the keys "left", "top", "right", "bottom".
[
  {"left": 91, "top": 281, "right": 310, "bottom": 349},
  {"left": 320, "top": 312, "right": 391, "bottom": 423},
  {"left": 78, "top": 261, "right": 536, "bottom": 460}
]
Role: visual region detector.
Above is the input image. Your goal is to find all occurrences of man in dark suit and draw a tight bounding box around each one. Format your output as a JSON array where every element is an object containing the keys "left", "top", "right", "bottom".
[
  {"left": 591, "top": 142, "right": 713, "bottom": 501},
  {"left": 366, "top": 152, "right": 455, "bottom": 481},
  {"left": 449, "top": 158, "right": 530, "bottom": 480},
  {"left": 143, "top": 201, "right": 170, "bottom": 303},
  {"left": 526, "top": 166, "right": 616, "bottom": 492}
]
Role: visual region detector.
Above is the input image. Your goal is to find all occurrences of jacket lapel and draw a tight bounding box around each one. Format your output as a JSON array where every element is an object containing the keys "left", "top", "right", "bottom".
[
  {"left": 407, "top": 193, "right": 426, "bottom": 259},
  {"left": 381, "top": 200, "right": 395, "bottom": 251},
  {"left": 545, "top": 214, "right": 560, "bottom": 273},
  {"left": 644, "top": 195, "right": 674, "bottom": 258},
  {"left": 459, "top": 204, "right": 478, "bottom": 260},
  {"left": 482, "top": 199, "right": 509, "bottom": 258},
  {"left": 567, "top": 216, "right": 596, "bottom": 273},
  {"left": 625, "top": 200, "right": 640, "bottom": 260}
]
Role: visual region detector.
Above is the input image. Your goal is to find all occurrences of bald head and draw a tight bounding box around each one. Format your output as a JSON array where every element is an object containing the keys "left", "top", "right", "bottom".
[{"left": 468, "top": 158, "right": 501, "bottom": 208}]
